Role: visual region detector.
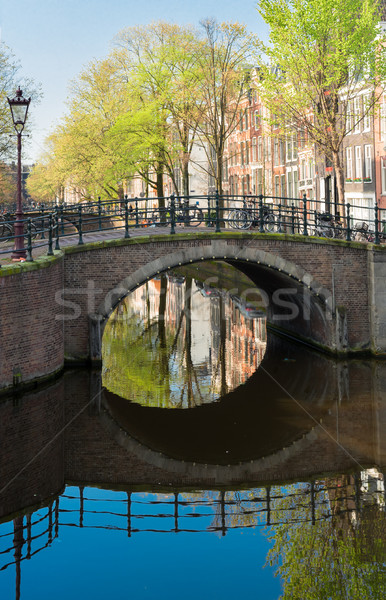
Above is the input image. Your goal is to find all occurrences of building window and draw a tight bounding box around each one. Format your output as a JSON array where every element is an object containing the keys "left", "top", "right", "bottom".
[
  {"left": 280, "top": 140, "right": 286, "bottom": 165},
  {"left": 245, "top": 140, "right": 249, "bottom": 165},
  {"left": 274, "top": 139, "right": 279, "bottom": 166},
  {"left": 275, "top": 175, "right": 280, "bottom": 197},
  {"left": 286, "top": 137, "right": 292, "bottom": 162},
  {"left": 382, "top": 158, "right": 386, "bottom": 195},
  {"left": 256, "top": 168, "right": 263, "bottom": 195},
  {"left": 240, "top": 141, "right": 244, "bottom": 166},
  {"left": 293, "top": 169, "right": 298, "bottom": 198},
  {"left": 257, "top": 137, "right": 262, "bottom": 162},
  {"left": 244, "top": 109, "right": 249, "bottom": 130},
  {"left": 252, "top": 137, "right": 257, "bottom": 162},
  {"left": 265, "top": 138, "right": 271, "bottom": 162},
  {"left": 355, "top": 146, "right": 362, "bottom": 180},
  {"left": 287, "top": 170, "right": 293, "bottom": 198},
  {"left": 364, "top": 145, "right": 372, "bottom": 182},
  {"left": 353, "top": 97, "right": 361, "bottom": 133},
  {"left": 254, "top": 110, "right": 260, "bottom": 128},
  {"left": 281, "top": 174, "right": 285, "bottom": 197},
  {"left": 346, "top": 147, "right": 352, "bottom": 180},
  {"left": 239, "top": 110, "right": 243, "bottom": 132},
  {"left": 292, "top": 135, "right": 298, "bottom": 160},
  {"left": 300, "top": 159, "right": 306, "bottom": 181}
]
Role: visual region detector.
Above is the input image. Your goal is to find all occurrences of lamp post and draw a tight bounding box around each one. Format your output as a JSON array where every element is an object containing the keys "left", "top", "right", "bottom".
[{"left": 7, "top": 87, "right": 31, "bottom": 259}]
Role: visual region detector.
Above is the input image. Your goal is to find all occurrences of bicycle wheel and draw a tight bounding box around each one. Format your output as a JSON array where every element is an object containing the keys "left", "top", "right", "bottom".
[
  {"left": 263, "top": 213, "right": 276, "bottom": 233},
  {"left": 236, "top": 209, "right": 252, "bottom": 229},
  {"left": 227, "top": 210, "right": 240, "bottom": 229},
  {"left": 0, "top": 221, "right": 12, "bottom": 242},
  {"left": 189, "top": 207, "right": 203, "bottom": 227},
  {"left": 23, "top": 221, "right": 38, "bottom": 239},
  {"left": 323, "top": 225, "right": 334, "bottom": 238},
  {"left": 334, "top": 224, "right": 344, "bottom": 239}
]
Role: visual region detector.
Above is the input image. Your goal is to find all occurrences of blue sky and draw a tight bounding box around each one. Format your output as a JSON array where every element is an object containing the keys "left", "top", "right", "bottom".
[{"left": 0, "top": 0, "right": 267, "bottom": 162}]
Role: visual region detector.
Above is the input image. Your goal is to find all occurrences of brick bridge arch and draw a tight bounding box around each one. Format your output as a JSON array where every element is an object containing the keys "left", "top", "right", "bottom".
[{"left": 60, "top": 233, "right": 380, "bottom": 362}]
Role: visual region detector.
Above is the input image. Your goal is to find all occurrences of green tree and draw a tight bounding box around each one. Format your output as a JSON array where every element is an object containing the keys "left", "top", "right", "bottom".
[
  {"left": 111, "top": 22, "right": 205, "bottom": 201},
  {"left": 28, "top": 56, "right": 131, "bottom": 202},
  {"left": 194, "top": 19, "right": 255, "bottom": 196},
  {"left": 0, "top": 42, "right": 40, "bottom": 162},
  {"left": 257, "top": 0, "right": 386, "bottom": 205}
]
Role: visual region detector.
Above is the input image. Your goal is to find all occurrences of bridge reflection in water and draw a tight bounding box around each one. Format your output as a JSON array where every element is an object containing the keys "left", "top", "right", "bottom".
[{"left": 1, "top": 268, "right": 386, "bottom": 598}]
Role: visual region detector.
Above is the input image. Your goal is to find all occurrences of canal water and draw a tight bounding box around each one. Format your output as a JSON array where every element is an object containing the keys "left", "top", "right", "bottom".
[{"left": 0, "top": 261, "right": 385, "bottom": 599}]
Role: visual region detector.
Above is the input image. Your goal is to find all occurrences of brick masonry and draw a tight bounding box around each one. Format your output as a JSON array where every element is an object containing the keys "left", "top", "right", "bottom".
[{"left": 1, "top": 233, "right": 385, "bottom": 391}]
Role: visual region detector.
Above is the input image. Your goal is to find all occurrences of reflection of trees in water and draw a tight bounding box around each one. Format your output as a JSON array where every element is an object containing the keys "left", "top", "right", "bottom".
[
  {"left": 265, "top": 472, "right": 386, "bottom": 599},
  {"left": 102, "top": 275, "right": 264, "bottom": 408}
]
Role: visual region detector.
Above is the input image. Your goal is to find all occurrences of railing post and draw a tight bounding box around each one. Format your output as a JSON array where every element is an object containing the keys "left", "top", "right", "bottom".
[
  {"left": 78, "top": 205, "right": 84, "bottom": 245},
  {"left": 170, "top": 194, "right": 176, "bottom": 235},
  {"left": 135, "top": 197, "right": 139, "bottom": 228},
  {"left": 174, "top": 492, "right": 179, "bottom": 533},
  {"left": 215, "top": 189, "right": 221, "bottom": 232},
  {"left": 60, "top": 205, "right": 65, "bottom": 235},
  {"left": 55, "top": 211, "right": 60, "bottom": 250},
  {"left": 26, "top": 218, "right": 33, "bottom": 262},
  {"left": 302, "top": 194, "right": 308, "bottom": 236},
  {"left": 207, "top": 196, "right": 212, "bottom": 227},
  {"left": 277, "top": 203, "right": 282, "bottom": 233},
  {"left": 346, "top": 203, "right": 351, "bottom": 241},
  {"left": 259, "top": 194, "right": 264, "bottom": 233},
  {"left": 266, "top": 486, "right": 271, "bottom": 526},
  {"left": 124, "top": 195, "right": 130, "bottom": 238},
  {"left": 47, "top": 214, "right": 54, "bottom": 255},
  {"left": 40, "top": 203, "right": 45, "bottom": 239},
  {"left": 374, "top": 203, "right": 380, "bottom": 244},
  {"left": 98, "top": 196, "right": 102, "bottom": 231},
  {"left": 291, "top": 204, "right": 295, "bottom": 234}
]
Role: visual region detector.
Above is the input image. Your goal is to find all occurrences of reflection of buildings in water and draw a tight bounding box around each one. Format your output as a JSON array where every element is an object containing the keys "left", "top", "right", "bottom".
[
  {"left": 119, "top": 277, "right": 267, "bottom": 403},
  {"left": 209, "top": 296, "right": 267, "bottom": 392},
  {"left": 324, "top": 468, "right": 385, "bottom": 532}
]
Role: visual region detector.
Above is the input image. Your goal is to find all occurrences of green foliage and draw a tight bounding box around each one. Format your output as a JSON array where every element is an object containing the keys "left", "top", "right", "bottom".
[
  {"left": 257, "top": 0, "right": 386, "bottom": 202},
  {"left": 0, "top": 42, "right": 40, "bottom": 162},
  {"left": 266, "top": 479, "right": 386, "bottom": 599}
]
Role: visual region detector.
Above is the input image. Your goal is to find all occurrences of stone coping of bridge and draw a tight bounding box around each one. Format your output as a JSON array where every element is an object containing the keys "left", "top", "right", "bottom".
[{"left": 1, "top": 226, "right": 382, "bottom": 277}]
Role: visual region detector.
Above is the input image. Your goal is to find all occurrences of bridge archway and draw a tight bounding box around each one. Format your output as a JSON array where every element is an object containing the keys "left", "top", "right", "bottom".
[{"left": 91, "top": 239, "right": 336, "bottom": 358}]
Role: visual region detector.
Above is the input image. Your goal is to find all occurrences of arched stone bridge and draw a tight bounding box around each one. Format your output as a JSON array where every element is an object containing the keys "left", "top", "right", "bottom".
[
  {"left": 1, "top": 230, "right": 386, "bottom": 391},
  {"left": 62, "top": 231, "right": 385, "bottom": 362}
]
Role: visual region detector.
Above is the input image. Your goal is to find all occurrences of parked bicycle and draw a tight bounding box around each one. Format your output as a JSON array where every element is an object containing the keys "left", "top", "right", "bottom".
[
  {"left": 352, "top": 221, "right": 375, "bottom": 242},
  {"left": 228, "top": 202, "right": 277, "bottom": 232},
  {"left": 0, "top": 213, "right": 39, "bottom": 243},
  {"left": 309, "top": 212, "right": 344, "bottom": 239},
  {"left": 151, "top": 199, "right": 204, "bottom": 227}
]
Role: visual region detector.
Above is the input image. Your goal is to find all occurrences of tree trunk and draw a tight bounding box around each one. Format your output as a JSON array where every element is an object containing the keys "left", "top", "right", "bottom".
[
  {"left": 156, "top": 163, "right": 164, "bottom": 207},
  {"left": 182, "top": 160, "right": 189, "bottom": 198},
  {"left": 332, "top": 150, "right": 345, "bottom": 217}
]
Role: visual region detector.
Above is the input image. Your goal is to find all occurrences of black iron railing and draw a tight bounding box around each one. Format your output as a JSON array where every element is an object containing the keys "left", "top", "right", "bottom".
[{"left": 1, "top": 193, "right": 385, "bottom": 267}]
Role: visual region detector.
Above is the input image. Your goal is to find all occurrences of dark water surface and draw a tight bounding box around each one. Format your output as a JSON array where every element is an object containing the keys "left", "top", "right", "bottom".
[{"left": 0, "top": 265, "right": 385, "bottom": 599}]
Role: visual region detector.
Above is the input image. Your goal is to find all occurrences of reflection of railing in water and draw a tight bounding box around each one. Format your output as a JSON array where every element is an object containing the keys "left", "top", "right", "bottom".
[
  {"left": 0, "top": 501, "right": 59, "bottom": 572},
  {"left": 1, "top": 474, "right": 385, "bottom": 573}
]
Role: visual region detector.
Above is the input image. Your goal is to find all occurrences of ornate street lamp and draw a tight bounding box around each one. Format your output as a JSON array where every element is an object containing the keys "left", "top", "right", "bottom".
[{"left": 7, "top": 87, "right": 31, "bottom": 259}]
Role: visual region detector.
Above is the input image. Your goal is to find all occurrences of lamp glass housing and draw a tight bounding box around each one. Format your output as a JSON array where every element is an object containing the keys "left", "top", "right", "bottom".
[{"left": 8, "top": 88, "right": 31, "bottom": 133}]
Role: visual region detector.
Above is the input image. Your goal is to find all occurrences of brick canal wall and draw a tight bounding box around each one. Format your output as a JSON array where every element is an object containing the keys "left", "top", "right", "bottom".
[
  {"left": 0, "top": 255, "right": 64, "bottom": 392},
  {"left": 0, "top": 378, "right": 65, "bottom": 519},
  {"left": 1, "top": 232, "right": 386, "bottom": 392}
]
